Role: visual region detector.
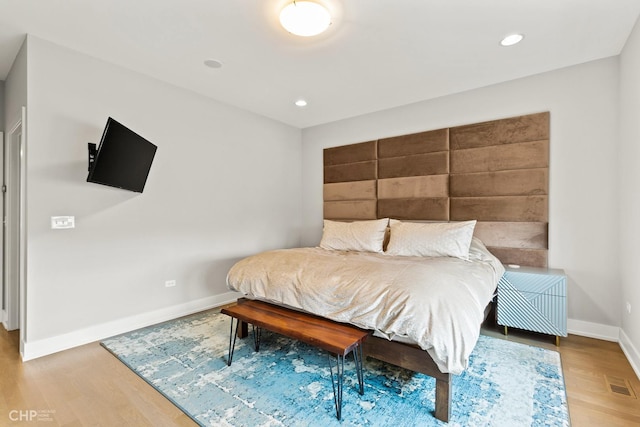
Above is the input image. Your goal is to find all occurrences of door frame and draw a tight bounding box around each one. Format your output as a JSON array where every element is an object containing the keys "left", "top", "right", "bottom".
[{"left": 3, "top": 107, "right": 27, "bottom": 352}]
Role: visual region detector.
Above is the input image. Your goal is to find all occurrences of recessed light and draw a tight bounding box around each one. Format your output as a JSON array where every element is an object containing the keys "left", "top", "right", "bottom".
[
  {"left": 295, "top": 99, "right": 308, "bottom": 107},
  {"left": 204, "top": 59, "right": 223, "bottom": 69},
  {"left": 280, "top": 1, "right": 331, "bottom": 37},
  {"left": 500, "top": 34, "right": 524, "bottom": 47}
]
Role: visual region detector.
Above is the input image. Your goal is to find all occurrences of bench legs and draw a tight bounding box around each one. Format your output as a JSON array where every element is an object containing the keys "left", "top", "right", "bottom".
[
  {"left": 353, "top": 345, "right": 365, "bottom": 395},
  {"left": 227, "top": 317, "right": 240, "bottom": 366},
  {"left": 225, "top": 317, "right": 365, "bottom": 421},
  {"left": 328, "top": 353, "right": 345, "bottom": 420},
  {"left": 227, "top": 319, "right": 262, "bottom": 365},
  {"left": 328, "top": 345, "right": 365, "bottom": 420}
]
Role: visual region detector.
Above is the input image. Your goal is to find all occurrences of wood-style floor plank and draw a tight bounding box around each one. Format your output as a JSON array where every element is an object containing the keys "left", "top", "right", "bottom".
[
  {"left": 1, "top": 310, "right": 639, "bottom": 426},
  {"left": 1, "top": 326, "right": 196, "bottom": 426}
]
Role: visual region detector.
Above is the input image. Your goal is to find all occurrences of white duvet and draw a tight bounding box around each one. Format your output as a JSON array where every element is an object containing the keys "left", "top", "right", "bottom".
[{"left": 226, "top": 238, "right": 504, "bottom": 374}]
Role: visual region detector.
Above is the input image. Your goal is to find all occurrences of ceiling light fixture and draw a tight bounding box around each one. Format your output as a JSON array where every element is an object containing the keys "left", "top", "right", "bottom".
[
  {"left": 500, "top": 34, "right": 524, "bottom": 47},
  {"left": 295, "top": 99, "right": 308, "bottom": 107},
  {"left": 279, "top": 1, "right": 331, "bottom": 37}
]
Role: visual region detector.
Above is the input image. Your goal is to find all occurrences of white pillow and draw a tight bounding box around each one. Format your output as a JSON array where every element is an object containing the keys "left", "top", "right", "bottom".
[
  {"left": 385, "top": 219, "right": 477, "bottom": 259},
  {"left": 319, "top": 218, "right": 389, "bottom": 253}
]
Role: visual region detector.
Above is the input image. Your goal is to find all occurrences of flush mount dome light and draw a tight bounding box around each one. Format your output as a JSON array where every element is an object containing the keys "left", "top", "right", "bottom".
[
  {"left": 280, "top": 1, "right": 331, "bottom": 37},
  {"left": 500, "top": 34, "right": 524, "bottom": 47}
]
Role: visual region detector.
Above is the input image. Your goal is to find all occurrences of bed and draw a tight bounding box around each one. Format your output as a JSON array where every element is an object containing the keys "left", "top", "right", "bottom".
[
  {"left": 227, "top": 218, "right": 505, "bottom": 422},
  {"left": 227, "top": 112, "right": 550, "bottom": 422}
]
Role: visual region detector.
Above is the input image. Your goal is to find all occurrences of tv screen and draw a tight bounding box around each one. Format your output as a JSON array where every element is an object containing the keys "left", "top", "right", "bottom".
[{"left": 87, "top": 118, "right": 157, "bottom": 193}]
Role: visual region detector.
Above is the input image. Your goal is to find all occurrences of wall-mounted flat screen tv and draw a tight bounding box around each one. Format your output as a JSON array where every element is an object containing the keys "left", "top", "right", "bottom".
[{"left": 87, "top": 117, "right": 157, "bottom": 193}]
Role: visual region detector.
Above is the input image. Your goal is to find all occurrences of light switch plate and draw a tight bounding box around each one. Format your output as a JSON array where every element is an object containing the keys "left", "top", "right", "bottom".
[{"left": 51, "top": 216, "right": 75, "bottom": 229}]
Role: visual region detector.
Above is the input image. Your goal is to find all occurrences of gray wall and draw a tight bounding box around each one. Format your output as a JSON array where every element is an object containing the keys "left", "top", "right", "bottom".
[
  {"left": 0, "top": 80, "right": 5, "bottom": 131},
  {"left": 22, "top": 36, "right": 302, "bottom": 357},
  {"left": 4, "top": 40, "right": 27, "bottom": 134},
  {"left": 619, "top": 16, "right": 640, "bottom": 376},
  {"left": 302, "top": 57, "right": 621, "bottom": 338}
]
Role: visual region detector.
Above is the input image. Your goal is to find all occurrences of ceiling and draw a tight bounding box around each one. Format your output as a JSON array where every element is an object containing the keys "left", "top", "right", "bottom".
[{"left": 1, "top": 0, "right": 639, "bottom": 129}]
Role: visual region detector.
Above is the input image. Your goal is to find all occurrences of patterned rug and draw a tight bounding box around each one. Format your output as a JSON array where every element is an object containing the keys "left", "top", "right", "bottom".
[{"left": 101, "top": 310, "right": 570, "bottom": 426}]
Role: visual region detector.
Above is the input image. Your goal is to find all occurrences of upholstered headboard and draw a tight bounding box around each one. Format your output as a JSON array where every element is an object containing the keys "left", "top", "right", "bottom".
[{"left": 323, "top": 112, "right": 549, "bottom": 268}]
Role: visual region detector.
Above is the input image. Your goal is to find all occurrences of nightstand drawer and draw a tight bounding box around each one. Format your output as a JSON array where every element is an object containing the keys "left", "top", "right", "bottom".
[
  {"left": 497, "top": 289, "right": 567, "bottom": 336},
  {"left": 498, "top": 270, "right": 566, "bottom": 297}
]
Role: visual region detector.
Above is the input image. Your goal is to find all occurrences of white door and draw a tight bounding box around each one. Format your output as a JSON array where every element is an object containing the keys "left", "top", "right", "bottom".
[
  {"left": 0, "top": 130, "right": 4, "bottom": 326},
  {"left": 3, "top": 109, "right": 25, "bottom": 333}
]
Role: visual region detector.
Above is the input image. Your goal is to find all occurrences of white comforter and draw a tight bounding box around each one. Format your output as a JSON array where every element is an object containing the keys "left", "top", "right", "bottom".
[{"left": 226, "top": 238, "right": 504, "bottom": 374}]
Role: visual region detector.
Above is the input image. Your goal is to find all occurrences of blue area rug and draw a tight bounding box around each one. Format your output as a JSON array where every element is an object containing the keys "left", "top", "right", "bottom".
[{"left": 101, "top": 310, "right": 570, "bottom": 426}]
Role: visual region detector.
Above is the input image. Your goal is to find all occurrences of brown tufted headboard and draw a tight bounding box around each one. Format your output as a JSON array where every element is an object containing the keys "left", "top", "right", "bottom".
[{"left": 323, "top": 112, "right": 550, "bottom": 268}]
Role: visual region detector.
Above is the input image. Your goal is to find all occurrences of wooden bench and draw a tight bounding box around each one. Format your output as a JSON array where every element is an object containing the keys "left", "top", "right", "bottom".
[{"left": 221, "top": 299, "right": 370, "bottom": 420}]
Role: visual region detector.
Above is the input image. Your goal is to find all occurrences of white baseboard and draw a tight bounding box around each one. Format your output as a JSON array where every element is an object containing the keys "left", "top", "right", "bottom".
[
  {"left": 21, "top": 291, "right": 241, "bottom": 362},
  {"left": 567, "top": 319, "right": 640, "bottom": 381},
  {"left": 567, "top": 318, "right": 620, "bottom": 342},
  {"left": 619, "top": 329, "right": 640, "bottom": 381}
]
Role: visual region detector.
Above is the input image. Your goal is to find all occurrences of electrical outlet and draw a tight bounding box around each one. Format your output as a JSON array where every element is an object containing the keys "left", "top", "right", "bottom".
[
  {"left": 165, "top": 280, "right": 176, "bottom": 288},
  {"left": 627, "top": 302, "right": 632, "bottom": 315}
]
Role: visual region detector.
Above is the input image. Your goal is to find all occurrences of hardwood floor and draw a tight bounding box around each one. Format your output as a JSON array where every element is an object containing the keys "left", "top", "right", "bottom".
[
  {"left": 1, "top": 311, "right": 639, "bottom": 426},
  {"left": 0, "top": 325, "right": 196, "bottom": 426}
]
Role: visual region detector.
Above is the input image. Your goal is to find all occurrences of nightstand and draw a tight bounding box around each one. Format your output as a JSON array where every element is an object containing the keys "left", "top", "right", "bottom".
[{"left": 496, "top": 265, "right": 567, "bottom": 346}]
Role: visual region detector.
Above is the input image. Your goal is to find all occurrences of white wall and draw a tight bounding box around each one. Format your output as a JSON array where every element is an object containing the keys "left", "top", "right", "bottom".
[
  {"left": 302, "top": 57, "right": 621, "bottom": 335},
  {"left": 619, "top": 16, "right": 640, "bottom": 376},
  {"left": 10, "top": 29, "right": 636, "bottom": 368},
  {"left": 21, "top": 36, "right": 302, "bottom": 357}
]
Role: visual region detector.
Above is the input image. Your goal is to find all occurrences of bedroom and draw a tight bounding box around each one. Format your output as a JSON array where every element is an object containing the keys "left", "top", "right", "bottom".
[{"left": 0, "top": 1, "right": 639, "bottom": 425}]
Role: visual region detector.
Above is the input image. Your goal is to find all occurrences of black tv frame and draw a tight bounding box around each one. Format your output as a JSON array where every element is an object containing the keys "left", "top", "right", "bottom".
[{"left": 86, "top": 118, "right": 157, "bottom": 193}]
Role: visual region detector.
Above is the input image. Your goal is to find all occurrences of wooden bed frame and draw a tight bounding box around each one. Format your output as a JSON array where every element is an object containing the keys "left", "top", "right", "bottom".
[
  {"left": 233, "top": 315, "right": 452, "bottom": 423},
  {"left": 364, "top": 337, "right": 452, "bottom": 421},
  {"left": 320, "top": 113, "right": 550, "bottom": 422},
  {"left": 234, "top": 297, "right": 494, "bottom": 422},
  {"left": 234, "top": 307, "right": 454, "bottom": 421}
]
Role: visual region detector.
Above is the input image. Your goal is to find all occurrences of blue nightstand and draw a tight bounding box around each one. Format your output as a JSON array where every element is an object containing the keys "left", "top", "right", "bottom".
[{"left": 497, "top": 265, "right": 567, "bottom": 345}]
